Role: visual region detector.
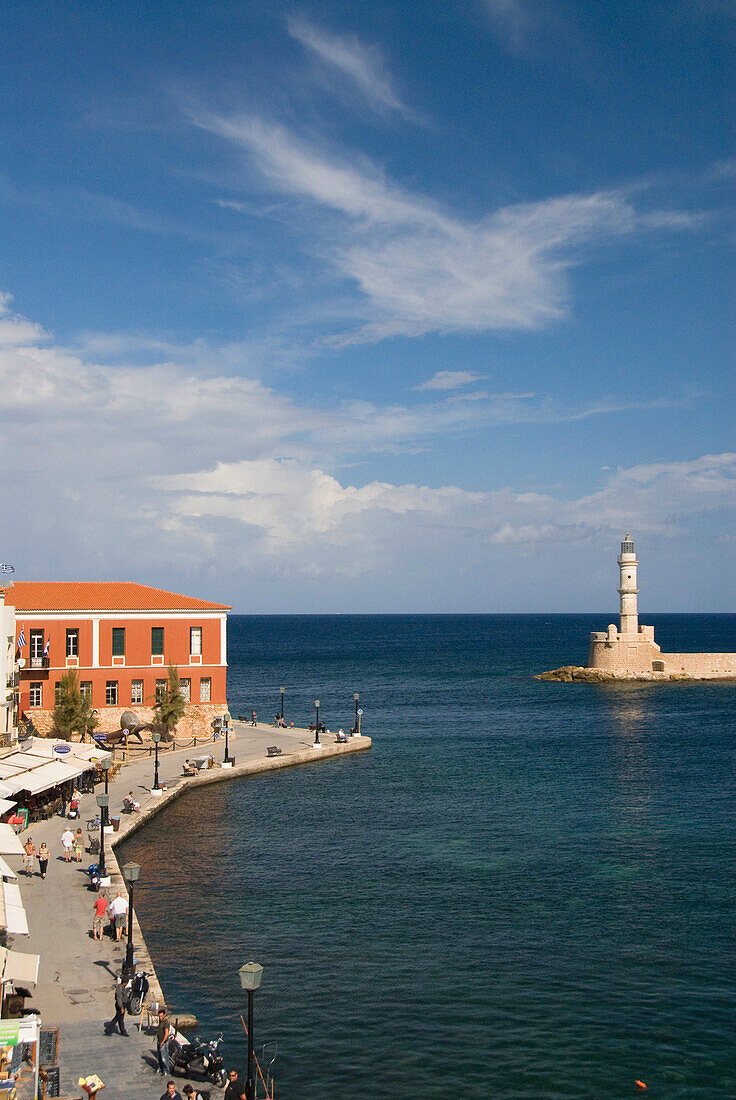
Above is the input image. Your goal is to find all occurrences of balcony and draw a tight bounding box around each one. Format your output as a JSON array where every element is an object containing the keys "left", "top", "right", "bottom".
[{"left": 25, "top": 656, "right": 50, "bottom": 673}]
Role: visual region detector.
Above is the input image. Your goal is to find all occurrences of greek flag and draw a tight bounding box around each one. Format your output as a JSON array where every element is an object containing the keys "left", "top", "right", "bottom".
[
  {"left": 43, "top": 638, "right": 50, "bottom": 657},
  {"left": 0, "top": 564, "right": 14, "bottom": 573},
  {"left": 17, "top": 627, "right": 26, "bottom": 649}
]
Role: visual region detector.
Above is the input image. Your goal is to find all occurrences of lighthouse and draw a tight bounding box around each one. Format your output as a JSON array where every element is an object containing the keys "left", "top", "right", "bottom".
[{"left": 618, "top": 534, "right": 638, "bottom": 635}]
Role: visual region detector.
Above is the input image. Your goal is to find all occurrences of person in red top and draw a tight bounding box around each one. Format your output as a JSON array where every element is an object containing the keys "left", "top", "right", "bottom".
[{"left": 92, "top": 892, "right": 108, "bottom": 940}]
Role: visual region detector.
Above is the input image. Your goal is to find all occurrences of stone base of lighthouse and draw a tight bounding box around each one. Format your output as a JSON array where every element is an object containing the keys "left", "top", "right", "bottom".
[
  {"left": 588, "top": 623, "right": 659, "bottom": 673},
  {"left": 587, "top": 623, "right": 736, "bottom": 677}
]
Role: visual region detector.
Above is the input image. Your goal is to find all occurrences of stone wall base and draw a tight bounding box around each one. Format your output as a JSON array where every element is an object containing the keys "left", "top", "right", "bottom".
[{"left": 26, "top": 702, "right": 227, "bottom": 739}]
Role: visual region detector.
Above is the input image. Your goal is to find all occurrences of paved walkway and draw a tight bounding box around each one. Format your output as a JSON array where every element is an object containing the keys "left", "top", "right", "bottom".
[{"left": 8, "top": 721, "right": 370, "bottom": 1099}]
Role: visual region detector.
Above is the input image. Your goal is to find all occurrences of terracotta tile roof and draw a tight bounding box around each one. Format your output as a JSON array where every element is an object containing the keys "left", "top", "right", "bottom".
[{"left": 5, "top": 582, "right": 231, "bottom": 612}]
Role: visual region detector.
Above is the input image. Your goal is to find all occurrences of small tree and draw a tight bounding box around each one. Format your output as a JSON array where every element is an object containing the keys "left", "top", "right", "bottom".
[
  {"left": 154, "top": 664, "right": 186, "bottom": 742},
  {"left": 53, "top": 671, "right": 83, "bottom": 739},
  {"left": 78, "top": 691, "right": 99, "bottom": 743}
]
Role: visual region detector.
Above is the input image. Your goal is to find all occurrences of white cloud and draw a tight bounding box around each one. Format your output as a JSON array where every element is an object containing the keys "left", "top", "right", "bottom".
[
  {"left": 197, "top": 113, "right": 697, "bottom": 343},
  {"left": 286, "top": 16, "right": 413, "bottom": 119},
  {"left": 415, "top": 371, "right": 483, "bottom": 391},
  {"left": 2, "top": 295, "right": 732, "bottom": 609}
]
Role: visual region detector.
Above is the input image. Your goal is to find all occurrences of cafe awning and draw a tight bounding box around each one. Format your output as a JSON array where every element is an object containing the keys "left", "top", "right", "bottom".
[
  {"left": 0, "top": 857, "right": 17, "bottom": 880},
  {"left": 16, "top": 760, "right": 88, "bottom": 795},
  {"left": 0, "top": 946, "right": 39, "bottom": 987},
  {"left": 0, "top": 799, "right": 17, "bottom": 815},
  {"left": 1, "top": 882, "right": 28, "bottom": 935},
  {"left": 0, "top": 825, "right": 23, "bottom": 856}
]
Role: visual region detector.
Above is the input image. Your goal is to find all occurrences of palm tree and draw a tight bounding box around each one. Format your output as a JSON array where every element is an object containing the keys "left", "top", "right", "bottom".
[{"left": 153, "top": 664, "right": 186, "bottom": 742}]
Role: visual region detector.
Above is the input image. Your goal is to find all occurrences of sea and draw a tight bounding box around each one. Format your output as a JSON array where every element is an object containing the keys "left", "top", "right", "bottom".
[{"left": 120, "top": 614, "right": 736, "bottom": 1099}]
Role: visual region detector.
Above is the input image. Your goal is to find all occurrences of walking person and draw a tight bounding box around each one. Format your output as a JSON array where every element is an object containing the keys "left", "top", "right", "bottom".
[
  {"left": 73, "top": 826, "right": 85, "bottom": 862},
  {"left": 182, "top": 1085, "right": 205, "bottom": 1100},
  {"left": 156, "top": 1008, "right": 171, "bottom": 1074},
  {"left": 36, "top": 842, "right": 49, "bottom": 879},
  {"left": 103, "top": 976, "right": 129, "bottom": 1036},
  {"left": 108, "top": 891, "right": 129, "bottom": 942},
  {"left": 251, "top": 710, "right": 257, "bottom": 726},
  {"left": 159, "top": 1083, "right": 182, "bottom": 1100},
  {"left": 92, "top": 892, "right": 108, "bottom": 940},
  {"left": 224, "top": 1069, "right": 246, "bottom": 1100},
  {"left": 61, "top": 826, "right": 74, "bottom": 862},
  {"left": 22, "top": 837, "right": 35, "bottom": 876}
]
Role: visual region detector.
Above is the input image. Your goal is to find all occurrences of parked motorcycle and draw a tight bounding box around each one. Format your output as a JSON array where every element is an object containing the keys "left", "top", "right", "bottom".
[
  {"left": 86, "top": 863, "right": 101, "bottom": 892},
  {"left": 169, "top": 1032, "right": 227, "bottom": 1087},
  {"left": 125, "top": 969, "right": 149, "bottom": 1015}
]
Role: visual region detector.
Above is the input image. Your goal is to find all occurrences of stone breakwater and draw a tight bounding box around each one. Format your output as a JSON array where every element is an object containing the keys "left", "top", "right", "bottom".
[{"left": 537, "top": 666, "right": 736, "bottom": 682}]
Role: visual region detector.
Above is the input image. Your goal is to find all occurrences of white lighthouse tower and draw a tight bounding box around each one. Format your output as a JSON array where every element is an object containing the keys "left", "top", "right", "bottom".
[{"left": 618, "top": 534, "right": 638, "bottom": 635}]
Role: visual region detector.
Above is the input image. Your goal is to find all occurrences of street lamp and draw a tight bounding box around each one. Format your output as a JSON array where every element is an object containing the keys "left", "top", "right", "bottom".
[
  {"left": 279, "top": 686, "right": 285, "bottom": 722},
  {"left": 152, "top": 732, "right": 161, "bottom": 791},
  {"left": 121, "top": 862, "right": 140, "bottom": 980},
  {"left": 238, "top": 962, "right": 264, "bottom": 1100},
  {"left": 224, "top": 711, "right": 232, "bottom": 763},
  {"left": 354, "top": 693, "right": 359, "bottom": 736},
  {"left": 96, "top": 794, "right": 109, "bottom": 878},
  {"left": 314, "top": 700, "right": 320, "bottom": 746},
  {"left": 101, "top": 756, "right": 112, "bottom": 826}
]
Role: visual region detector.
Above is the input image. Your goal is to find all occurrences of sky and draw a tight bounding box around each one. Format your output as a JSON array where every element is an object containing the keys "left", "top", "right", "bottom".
[{"left": 0, "top": 0, "right": 734, "bottom": 612}]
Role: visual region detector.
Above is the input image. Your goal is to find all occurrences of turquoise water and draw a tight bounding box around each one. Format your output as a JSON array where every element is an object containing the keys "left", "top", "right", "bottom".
[{"left": 121, "top": 615, "right": 736, "bottom": 1098}]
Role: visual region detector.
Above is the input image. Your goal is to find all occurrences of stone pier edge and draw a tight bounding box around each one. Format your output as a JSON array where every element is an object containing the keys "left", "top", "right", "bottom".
[{"left": 105, "top": 736, "right": 372, "bottom": 1010}]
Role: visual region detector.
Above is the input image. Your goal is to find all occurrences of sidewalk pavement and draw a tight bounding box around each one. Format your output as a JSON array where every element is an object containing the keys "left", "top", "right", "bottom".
[{"left": 8, "top": 720, "right": 369, "bottom": 1099}]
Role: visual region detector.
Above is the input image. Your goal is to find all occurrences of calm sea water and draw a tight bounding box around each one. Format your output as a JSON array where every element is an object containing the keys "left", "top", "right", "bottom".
[{"left": 121, "top": 615, "right": 736, "bottom": 1099}]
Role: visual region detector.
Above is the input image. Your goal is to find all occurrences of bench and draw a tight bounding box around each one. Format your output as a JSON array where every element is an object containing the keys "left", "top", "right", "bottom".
[{"left": 266, "top": 746, "right": 282, "bottom": 758}]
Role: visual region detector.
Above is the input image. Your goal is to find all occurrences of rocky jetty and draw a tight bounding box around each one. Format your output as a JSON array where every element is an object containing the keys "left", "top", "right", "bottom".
[{"left": 537, "top": 666, "right": 736, "bottom": 682}]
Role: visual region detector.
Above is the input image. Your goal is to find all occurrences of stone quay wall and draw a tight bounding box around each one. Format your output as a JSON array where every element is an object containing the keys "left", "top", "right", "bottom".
[{"left": 27, "top": 702, "right": 225, "bottom": 738}]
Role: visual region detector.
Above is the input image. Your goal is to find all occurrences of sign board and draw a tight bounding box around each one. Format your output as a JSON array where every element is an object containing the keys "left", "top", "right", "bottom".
[
  {"left": 53, "top": 744, "right": 71, "bottom": 755},
  {"left": 39, "top": 1026, "right": 60, "bottom": 1066},
  {"left": 357, "top": 709, "right": 363, "bottom": 716},
  {"left": 0, "top": 1020, "right": 20, "bottom": 1045}
]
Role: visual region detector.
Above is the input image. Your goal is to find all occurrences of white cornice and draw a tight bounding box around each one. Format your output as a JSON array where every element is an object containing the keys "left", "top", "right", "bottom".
[{"left": 13, "top": 610, "right": 228, "bottom": 620}]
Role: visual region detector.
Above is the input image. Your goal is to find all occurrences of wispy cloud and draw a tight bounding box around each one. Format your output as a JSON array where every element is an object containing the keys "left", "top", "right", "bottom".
[
  {"left": 0, "top": 294, "right": 730, "bottom": 607},
  {"left": 198, "top": 112, "right": 699, "bottom": 343},
  {"left": 415, "top": 371, "right": 483, "bottom": 391},
  {"left": 286, "top": 16, "right": 414, "bottom": 119}
]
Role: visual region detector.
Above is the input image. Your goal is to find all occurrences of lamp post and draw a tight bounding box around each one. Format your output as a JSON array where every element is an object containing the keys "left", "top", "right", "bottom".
[
  {"left": 279, "top": 686, "right": 285, "bottom": 722},
  {"left": 101, "top": 755, "right": 112, "bottom": 827},
  {"left": 354, "top": 693, "right": 359, "bottom": 736},
  {"left": 96, "top": 794, "right": 109, "bottom": 878},
  {"left": 152, "top": 732, "right": 161, "bottom": 792},
  {"left": 121, "top": 862, "right": 140, "bottom": 980},
  {"left": 238, "top": 962, "right": 263, "bottom": 1100},
  {"left": 224, "top": 711, "right": 232, "bottom": 763},
  {"left": 314, "top": 700, "right": 320, "bottom": 746}
]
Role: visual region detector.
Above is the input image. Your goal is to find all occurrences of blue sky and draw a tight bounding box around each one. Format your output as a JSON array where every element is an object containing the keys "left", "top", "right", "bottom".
[{"left": 1, "top": 0, "right": 733, "bottom": 612}]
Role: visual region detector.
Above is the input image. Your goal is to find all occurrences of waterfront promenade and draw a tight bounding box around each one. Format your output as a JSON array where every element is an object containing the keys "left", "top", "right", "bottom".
[{"left": 10, "top": 720, "right": 370, "bottom": 1098}]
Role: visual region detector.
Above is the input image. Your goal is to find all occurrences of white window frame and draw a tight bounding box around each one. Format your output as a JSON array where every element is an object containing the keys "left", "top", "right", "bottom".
[
  {"left": 131, "top": 679, "right": 144, "bottom": 705},
  {"left": 29, "top": 682, "right": 42, "bottom": 707},
  {"left": 199, "top": 677, "right": 211, "bottom": 702},
  {"left": 180, "top": 677, "right": 191, "bottom": 703},
  {"left": 106, "top": 681, "right": 118, "bottom": 705}
]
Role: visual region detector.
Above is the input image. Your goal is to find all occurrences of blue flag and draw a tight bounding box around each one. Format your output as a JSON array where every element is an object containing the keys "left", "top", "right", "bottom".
[{"left": 17, "top": 627, "right": 26, "bottom": 649}]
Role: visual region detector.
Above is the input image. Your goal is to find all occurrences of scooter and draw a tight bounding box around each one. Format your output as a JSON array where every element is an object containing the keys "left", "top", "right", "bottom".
[
  {"left": 169, "top": 1031, "right": 227, "bottom": 1088},
  {"left": 125, "top": 970, "right": 149, "bottom": 1015},
  {"left": 86, "top": 862, "right": 101, "bottom": 892}
]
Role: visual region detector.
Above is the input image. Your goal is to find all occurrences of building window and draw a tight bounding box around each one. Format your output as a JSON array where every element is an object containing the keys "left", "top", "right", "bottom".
[
  {"left": 80, "top": 681, "right": 93, "bottom": 701},
  {"left": 199, "top": 677, "right": 211, "bottom": 702},
  {"left": 151, "top": 627, "right": 164, "bottom": 657},
  {"left": 55, "top": 681, "right": 63, "bottom": 705},
  {"left": 29, "top": 682, "right": 42, "bottom": 707},
  {"left": 155, "top": 679, "right": 167, "bottom": 704},
  {"left": 180, "top": 678, "right": 191, "bottom": 703},
  {"left": 30, "top": 631, "right": 44, "bottom": 659},
  {"left": 106, "top": 681, "right": 118, "bottom": 705},
  {"left": 190, "top": 627, "right": 202, "bottom": 656},
  {"left": 66, "top": 629, "right": 79, "bottom": 657},
  {"left": 112, "top": 628, "right": 126, "bottom": 658},
  {"left": 131, "top": 679, "right": 144, "bottom": 705}
]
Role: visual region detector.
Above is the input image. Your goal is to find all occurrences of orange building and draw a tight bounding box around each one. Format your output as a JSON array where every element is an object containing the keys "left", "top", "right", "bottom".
[{"left": 7, "top": 582, "right": 230, "bottom": 737}]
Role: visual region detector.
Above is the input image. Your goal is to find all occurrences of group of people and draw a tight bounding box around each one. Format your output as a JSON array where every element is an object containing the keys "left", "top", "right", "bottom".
[
  {"left": 21, "top": 837, "right": 50, "bottom": 878},
  {"left": 60, "top": 824, "right": 86, "bottom": 862},
  {"left": 154, "top": 1010, "right": 246, "bottom": 1099},
  {"left": 92, "top": 889, "right": 129, "bottom": 941}
]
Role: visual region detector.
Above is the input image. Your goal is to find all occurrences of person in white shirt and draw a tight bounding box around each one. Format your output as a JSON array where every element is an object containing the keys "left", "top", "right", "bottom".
[
  {"left": 61, "top": 828, "right": 75, "bottom": 863},
  {"left": 108, "top": 891, "right": 129, "bottom": 942}
]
